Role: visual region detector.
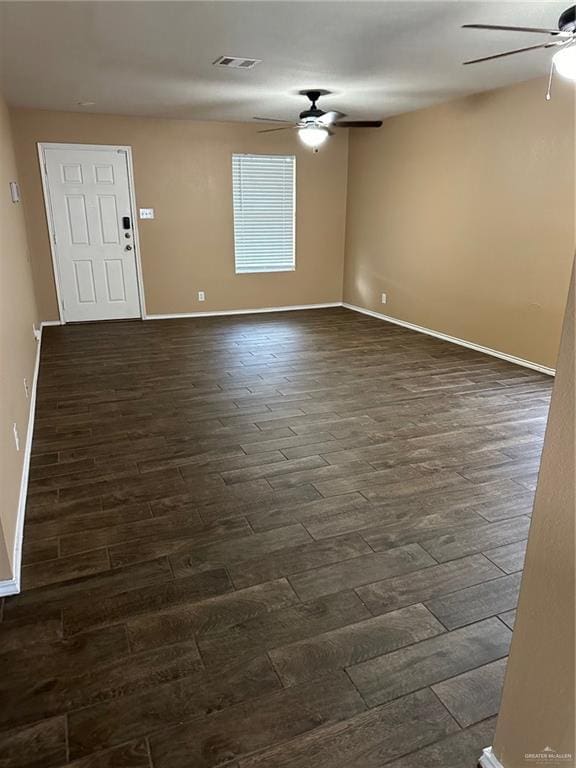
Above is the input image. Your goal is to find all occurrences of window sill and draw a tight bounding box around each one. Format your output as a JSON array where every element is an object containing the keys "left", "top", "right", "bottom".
[{"left": 235, "top": 268, "right": 296, "bottom": 275}]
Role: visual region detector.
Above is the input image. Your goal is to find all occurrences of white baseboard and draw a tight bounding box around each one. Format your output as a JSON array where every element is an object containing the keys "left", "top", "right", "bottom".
[
  {"left": 0, "top": 324, "right": 43, "bottom": 597},
  {"left": 145, "top": 303, "right": 341, "bottom": 320},
  {"left": 42, "top": 305, "right": 553, "bottom": 379},
  {"left": 342, "top": 303, "right": 555, "bottom": 377},
  {"left": 479, "top": 747, "right": 505, "bottom": 768}
]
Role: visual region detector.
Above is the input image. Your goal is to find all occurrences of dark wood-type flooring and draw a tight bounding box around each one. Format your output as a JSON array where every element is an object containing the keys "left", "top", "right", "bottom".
[{"left": 0, "top": 308, "right": 552, "bottom": 767}]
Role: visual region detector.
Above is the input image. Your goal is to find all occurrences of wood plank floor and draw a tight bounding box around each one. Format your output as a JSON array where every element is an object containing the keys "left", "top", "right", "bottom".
[{"left": 0, "top": 308, "right": 552, "bottom": 767}]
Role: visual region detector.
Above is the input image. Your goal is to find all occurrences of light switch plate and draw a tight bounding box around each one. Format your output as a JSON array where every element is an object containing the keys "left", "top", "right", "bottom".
[
  {"left": 139, "top": 208, "right": 154, "bottom": 219},
  {"left": 10, "top": 181, "right": 20, "bottom": 203}
]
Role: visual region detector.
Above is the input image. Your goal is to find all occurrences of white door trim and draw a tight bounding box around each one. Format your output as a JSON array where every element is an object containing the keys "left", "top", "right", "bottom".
[{"left": 37, "top": 142, "right": 147, "bottom": 323}]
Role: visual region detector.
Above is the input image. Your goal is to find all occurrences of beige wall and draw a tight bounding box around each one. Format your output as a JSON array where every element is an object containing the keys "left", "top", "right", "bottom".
[
  {"left": 344, "top": 77, "right": 575, "bottom": 369},
  {"left": 10, "top": 109, "right": 349, "bottom": 320},
  {"left": 0, "top": 92, "right": 39, "bottom": 578},
  {"left": 493, "top": 263, "right": 575, "bottom": 766}
]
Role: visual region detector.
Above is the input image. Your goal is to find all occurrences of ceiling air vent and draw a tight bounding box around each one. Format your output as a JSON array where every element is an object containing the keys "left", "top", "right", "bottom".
[{"left": 213, "top": 56, "right": 262, "bottom": 69}]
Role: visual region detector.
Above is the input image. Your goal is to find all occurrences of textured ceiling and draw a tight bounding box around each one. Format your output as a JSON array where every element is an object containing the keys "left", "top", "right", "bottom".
[{"left": 0, "top": 1, "right": 570, "bottom": 122}]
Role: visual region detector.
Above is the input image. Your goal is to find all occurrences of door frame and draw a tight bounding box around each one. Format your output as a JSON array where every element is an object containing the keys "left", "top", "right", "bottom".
[{"left": 37, "top": 142, "right": 147, "bottom": 323}]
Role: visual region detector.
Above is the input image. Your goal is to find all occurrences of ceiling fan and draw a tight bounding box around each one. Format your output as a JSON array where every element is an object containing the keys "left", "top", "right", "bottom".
[
  {"left": 254, "top": 90, "right": 383, "bottom": 150},
  {"left": 462, "top": 5, "right": 576, "bottom": 98}
]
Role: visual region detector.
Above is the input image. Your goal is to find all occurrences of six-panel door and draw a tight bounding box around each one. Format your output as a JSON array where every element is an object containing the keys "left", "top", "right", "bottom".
[{"left": 43, "top": 146, "right": 142, "bottom": 322}]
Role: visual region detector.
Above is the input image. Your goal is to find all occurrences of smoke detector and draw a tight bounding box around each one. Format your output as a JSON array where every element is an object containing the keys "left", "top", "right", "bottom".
[{"left": 213, "top": 56, "right": 262, "bottom": 70}]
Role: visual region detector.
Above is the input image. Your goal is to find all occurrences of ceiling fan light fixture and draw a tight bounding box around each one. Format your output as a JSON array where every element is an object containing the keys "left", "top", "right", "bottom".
[
  {"left": 553, "top": 45, "right": 576, "bottom": 79},
  {"left": 298, "top": 125, "right": 329, "bottom": 148}
]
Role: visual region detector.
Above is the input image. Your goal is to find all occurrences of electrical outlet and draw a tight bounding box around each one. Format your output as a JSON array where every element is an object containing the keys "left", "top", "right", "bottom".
[
  {"left": 381, "top": 293, "right": 387, "bottom": 304},
  {"left": 13, "top": 422, "right": 20, "bottom": 452},
  {"left": 198, "top": 291, "right": 206, "bottom": 302},
  {"left": 23, "top": 378, "right": 29, "bottom": 399}
]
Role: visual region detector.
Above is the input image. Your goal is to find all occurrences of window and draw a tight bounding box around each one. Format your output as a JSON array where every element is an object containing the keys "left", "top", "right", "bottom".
[{"left": 232, "top": 153, "right": 296, "bottom": 274}]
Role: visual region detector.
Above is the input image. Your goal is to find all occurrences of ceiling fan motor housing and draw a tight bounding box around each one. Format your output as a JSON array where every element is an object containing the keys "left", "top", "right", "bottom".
[
  {"left": 299, "top": 109, "right": 324, "bottom": 121},
  {"left": 559, "top": 5, "right": 576, "bottom": 32}
]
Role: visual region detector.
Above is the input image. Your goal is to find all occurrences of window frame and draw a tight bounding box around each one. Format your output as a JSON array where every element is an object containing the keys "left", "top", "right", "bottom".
[{"left": 232, "top": 152, "right": 296, "bottom": 275}]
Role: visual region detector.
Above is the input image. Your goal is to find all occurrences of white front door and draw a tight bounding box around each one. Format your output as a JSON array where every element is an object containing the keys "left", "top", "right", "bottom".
[{"left": 42, "top": 145, "right": 142, "bottom": 322}]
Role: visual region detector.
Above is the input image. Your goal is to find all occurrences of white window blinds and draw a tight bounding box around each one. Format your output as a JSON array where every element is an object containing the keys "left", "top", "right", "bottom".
[{"left": 232, "top": 153, "right": 296, "bottom": 274}]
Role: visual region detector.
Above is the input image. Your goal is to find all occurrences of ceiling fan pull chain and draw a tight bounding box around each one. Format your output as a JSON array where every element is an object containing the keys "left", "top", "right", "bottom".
[{"left": 546, "top": 58, "right": 555, "bottom": 101}]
